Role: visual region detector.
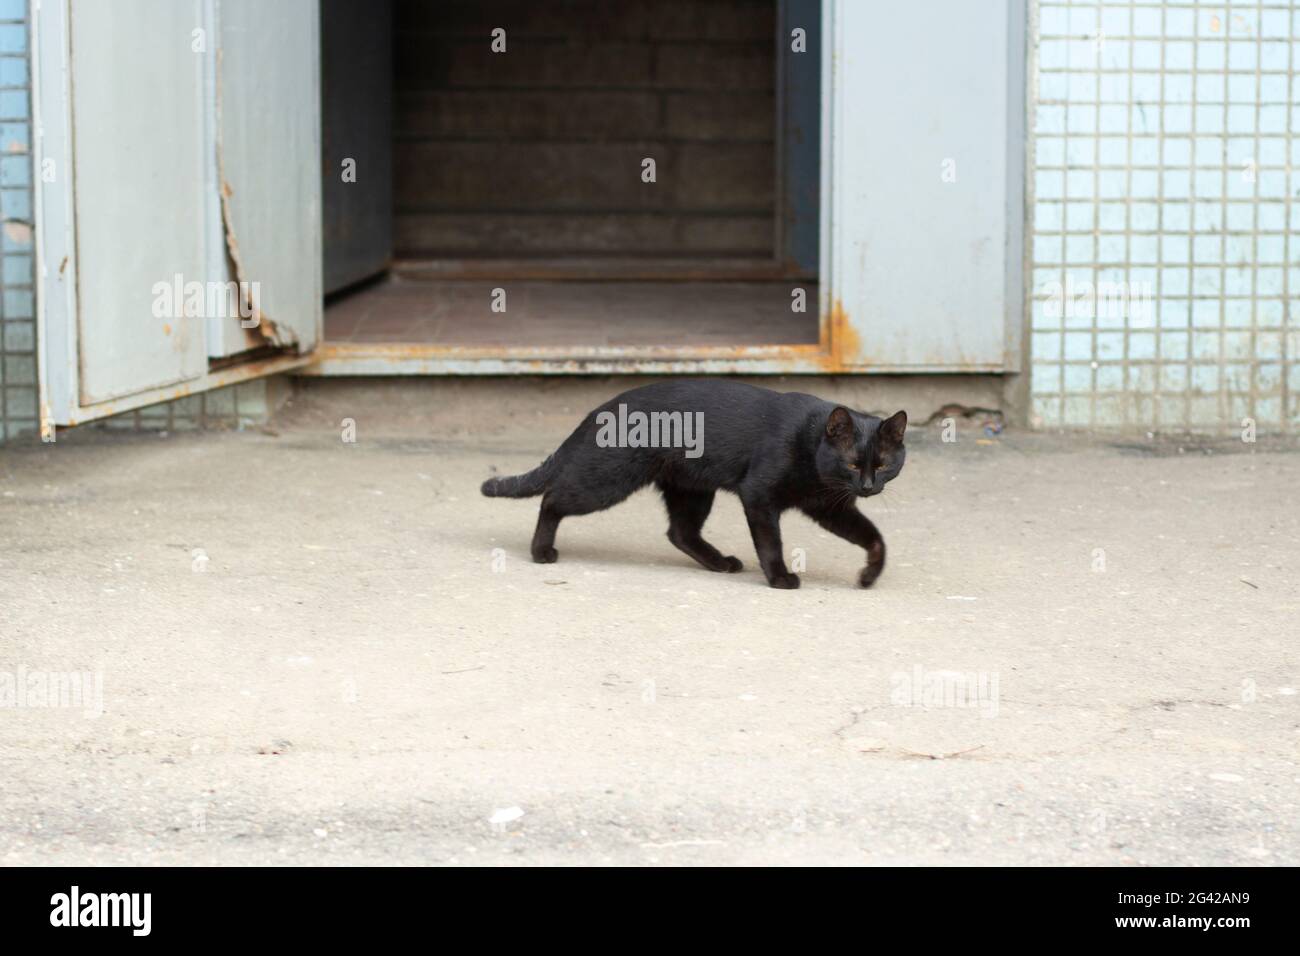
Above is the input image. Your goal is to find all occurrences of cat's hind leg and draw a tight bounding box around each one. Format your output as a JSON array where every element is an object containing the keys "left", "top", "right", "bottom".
[
  {"left": 530, "top": 497, "right": 563, "bottom": 564},
  {"left": 530, "top": 470, "right": 646, "bottom": 564},
  {"left": 659, "top": 483, "right": 743, "bottom": 573}
]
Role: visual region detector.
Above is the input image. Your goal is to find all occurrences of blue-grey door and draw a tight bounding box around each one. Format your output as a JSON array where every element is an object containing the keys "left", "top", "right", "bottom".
[
  {"left": 821, "top": 0, "right": 1025, "bottom": 371},
  {"left": 35, "top": 0, "right": 322, "bottom": 428}
]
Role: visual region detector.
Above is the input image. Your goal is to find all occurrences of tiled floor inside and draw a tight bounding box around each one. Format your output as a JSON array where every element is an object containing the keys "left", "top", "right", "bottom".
[{"left": 324, "top": 278, "right": 820, "bottom": 348}]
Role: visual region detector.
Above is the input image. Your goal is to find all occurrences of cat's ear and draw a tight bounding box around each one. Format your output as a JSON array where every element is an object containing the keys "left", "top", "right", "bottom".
[
  {"left": 825, "top": 406, "right": 855, "bottom": 449},
  {"left": 879, "top": 410, "right": 908, "bottom": 446}
]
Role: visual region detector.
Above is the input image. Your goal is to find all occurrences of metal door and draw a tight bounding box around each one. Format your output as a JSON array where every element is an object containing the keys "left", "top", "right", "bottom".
[
  {"left": 820, "top": 0, "right": 1026, "bottom": 371},
  {"left": 320, "top": 0, "right": 392, "bottom": 295},
  {"left": 33, "top": 0, "right": 322, "bottom": 431}
]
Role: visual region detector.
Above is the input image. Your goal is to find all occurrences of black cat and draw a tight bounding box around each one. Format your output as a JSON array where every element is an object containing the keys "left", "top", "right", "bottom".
[{"left": 482, "top": 380, "right": 907, "bottom": 589}]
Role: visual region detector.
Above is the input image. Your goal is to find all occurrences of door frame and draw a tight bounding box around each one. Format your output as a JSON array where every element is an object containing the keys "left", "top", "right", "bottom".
[
  {"left": 312, "top": 0, "right": 1020, "bottom": 378},
  {"left": 32, "top": 0, "right": 315, "bottom": 435}
]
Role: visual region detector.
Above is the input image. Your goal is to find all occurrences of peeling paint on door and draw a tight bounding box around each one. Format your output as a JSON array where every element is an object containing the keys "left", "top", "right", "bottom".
[{"left": 216, "top": 176, "right": 295, "bottom": 349}]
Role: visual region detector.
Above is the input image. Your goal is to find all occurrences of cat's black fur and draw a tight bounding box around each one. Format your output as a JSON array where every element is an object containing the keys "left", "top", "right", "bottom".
[{"left": 481, "top": 380, "right": 907, "bottom": 589}]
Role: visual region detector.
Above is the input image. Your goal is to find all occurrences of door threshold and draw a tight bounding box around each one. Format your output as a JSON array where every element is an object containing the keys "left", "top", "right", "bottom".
[
  {"left": 303, "top": 341, "right": 834, "bottom": 376},
  {"left": 301, "top": 342, "right": 1007, "bottom": 376},
  {"left": 392, "top": 257, "right": 812, "bottom": 282}
]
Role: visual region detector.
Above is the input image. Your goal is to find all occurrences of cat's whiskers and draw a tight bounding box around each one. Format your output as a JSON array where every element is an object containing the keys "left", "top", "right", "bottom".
[
  {"left": 871, "top": 485, "right": 910, "bottom": 510},
  {"left": 817, "top": 479, "right": 857, "bottom": 512}
]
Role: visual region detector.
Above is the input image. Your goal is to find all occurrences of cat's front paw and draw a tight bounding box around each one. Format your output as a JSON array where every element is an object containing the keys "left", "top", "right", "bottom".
[
  {"left": 857, "top": 563, "right": 883, "bottom": 588},
  {"left": 721, "top": 556, "right": 743, "bottom": 573},
  {"left": 532, "top": 547, "right": 559, "bottom": 564},
  {"left": 768, "top": 571, "right": 801, "bottom": 589}
]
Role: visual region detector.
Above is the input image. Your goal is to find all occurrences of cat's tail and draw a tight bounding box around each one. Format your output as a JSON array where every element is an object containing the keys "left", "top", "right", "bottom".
[{"left": 480, "top": 454, "right": 559, "bottom": 498}]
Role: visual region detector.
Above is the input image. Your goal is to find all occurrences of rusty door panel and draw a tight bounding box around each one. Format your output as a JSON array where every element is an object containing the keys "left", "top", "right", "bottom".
[
  {"left": 820, "top": 0, "right": 1024, "bottom": 371},
  {"left": 213, "top": 0, "right": 323, "bottom": 355}
]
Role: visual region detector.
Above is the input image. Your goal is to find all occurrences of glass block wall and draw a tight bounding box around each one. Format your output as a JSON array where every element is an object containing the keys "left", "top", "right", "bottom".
[{"left": 1030, "top": 0, "right": 1300, "bottom": 432}]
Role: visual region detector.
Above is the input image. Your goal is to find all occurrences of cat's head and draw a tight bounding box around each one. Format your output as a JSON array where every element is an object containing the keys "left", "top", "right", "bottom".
[{"left": 816, "top": 406, "right": 907, "bottom": 498}]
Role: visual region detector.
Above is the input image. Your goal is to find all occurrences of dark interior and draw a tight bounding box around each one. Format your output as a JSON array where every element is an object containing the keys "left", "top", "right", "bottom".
[{"left": 321, "top": 0, "right": 820, "bottom": 350}]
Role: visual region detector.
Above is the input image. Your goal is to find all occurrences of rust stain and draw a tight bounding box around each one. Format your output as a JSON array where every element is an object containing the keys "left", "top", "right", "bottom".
[
  {"left": 62, "top": 353, "right": 312, "bottom": 428},
  {"left": 217, "top": 177, "right": 294, "bottom": 349},
  {"left": 308, "top": 336, "right": 1004, "bottom": 376},
  {"left": 305, "top": 341, "right": 847, "bottom": 377},
  {"left": 817, "top": 299, "right": 862, "bottom": 372},
  {"left": 214, "top": 45, "right": 296, "bottom": 352},
  {"left": 316, "top": 342, "right": 825, "bottom": 363}
]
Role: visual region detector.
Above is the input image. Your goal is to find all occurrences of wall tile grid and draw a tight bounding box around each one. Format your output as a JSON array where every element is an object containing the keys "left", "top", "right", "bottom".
[
  {"left": 0, "top": 0, "right": 34, "bottom": 441},
  {"left": 1031, "top": 0, "right": 1300, "bottom": 432}
]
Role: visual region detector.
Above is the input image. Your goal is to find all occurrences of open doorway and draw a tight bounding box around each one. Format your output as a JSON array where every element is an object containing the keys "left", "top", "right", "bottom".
[{"left": 320, "top": 0, "right": 820, "bottom": 358}]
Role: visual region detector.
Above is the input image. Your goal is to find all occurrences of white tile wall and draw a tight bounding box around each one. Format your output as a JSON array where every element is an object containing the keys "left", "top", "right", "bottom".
[
  {"left": 1030, "top": 0, "right": 1300, "bottom": 432},
  {"left": 0, "top": 0, "right": 35, "bottom": 441}
]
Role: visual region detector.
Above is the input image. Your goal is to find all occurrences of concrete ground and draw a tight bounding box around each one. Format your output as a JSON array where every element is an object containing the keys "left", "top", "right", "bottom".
[{"left": 1, "top": 379, "right": 1297, "bottom": 866}]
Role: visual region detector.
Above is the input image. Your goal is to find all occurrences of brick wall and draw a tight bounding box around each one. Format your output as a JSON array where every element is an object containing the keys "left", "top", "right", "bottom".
[{"left": 392, "top": 0, "right": 778, "bottom": 258}]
